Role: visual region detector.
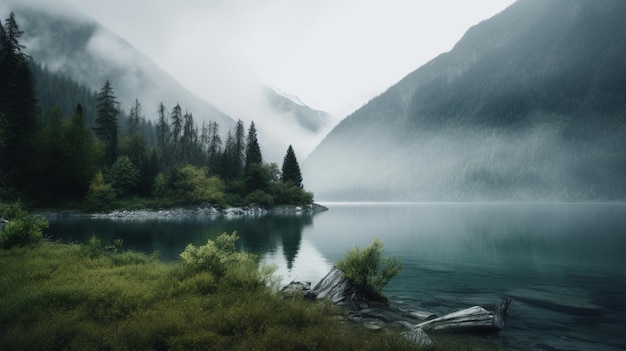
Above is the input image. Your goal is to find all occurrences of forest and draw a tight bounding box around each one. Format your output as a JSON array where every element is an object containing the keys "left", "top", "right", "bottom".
[{"left": 0, "top": 13, "right": 312, "bottom": 211}]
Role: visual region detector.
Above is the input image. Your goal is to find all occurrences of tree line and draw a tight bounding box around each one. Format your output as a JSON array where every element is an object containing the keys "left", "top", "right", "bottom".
[{"left": 0, "top": 13, "right": 311, "bottom": 210}]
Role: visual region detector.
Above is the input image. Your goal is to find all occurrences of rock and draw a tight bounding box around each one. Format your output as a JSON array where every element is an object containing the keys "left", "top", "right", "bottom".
[
  {"left": 415, "top": 297, "right": 512, "bottom": 333},
  {"left": 308, "top": 266, "right": 512, "bottom": 347},
  {"left": 403, "top": 327, "right": 434, "bottom": 348},
  {"left": 280, "top": 281, "right": 317, "bottom": 300}
]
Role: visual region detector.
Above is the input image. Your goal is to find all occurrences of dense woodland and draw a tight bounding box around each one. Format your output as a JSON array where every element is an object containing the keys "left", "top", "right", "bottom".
[{"left": 0, "top": 13, "right": 311, "bottom": 210}]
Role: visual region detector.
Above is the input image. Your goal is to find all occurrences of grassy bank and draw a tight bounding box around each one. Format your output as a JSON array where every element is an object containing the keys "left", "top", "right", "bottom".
[{"left": 0, "top": 240, "right": 424, "bottom": 351}]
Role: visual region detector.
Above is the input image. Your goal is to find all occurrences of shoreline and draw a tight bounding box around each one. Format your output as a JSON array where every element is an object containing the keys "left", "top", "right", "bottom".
[{"left": 39, "top": 203, "right": 329, "bottom": 220}]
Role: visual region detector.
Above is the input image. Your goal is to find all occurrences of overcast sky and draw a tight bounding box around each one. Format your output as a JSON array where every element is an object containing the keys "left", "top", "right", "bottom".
[{"left": 8, "top": 0, "right": 516, "bottom": 118}]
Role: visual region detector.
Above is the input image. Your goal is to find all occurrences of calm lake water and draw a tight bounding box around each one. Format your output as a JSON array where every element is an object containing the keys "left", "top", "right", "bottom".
[{"left": 46, "top": 203, "right": 626, "bottom": 350}]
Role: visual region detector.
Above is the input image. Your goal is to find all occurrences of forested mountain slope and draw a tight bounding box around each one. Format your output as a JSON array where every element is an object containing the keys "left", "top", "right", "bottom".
[
  {"left": 12, "top": 5, "right": 236, "bottom": 130},
  {"left": 304, "top": 0, "right": 626, "bottom": 201}
]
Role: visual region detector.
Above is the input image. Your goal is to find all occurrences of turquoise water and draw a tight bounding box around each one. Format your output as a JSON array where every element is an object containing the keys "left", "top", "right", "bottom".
[{"left": 46, "top": 203, "right": 626, "bottom": 350}]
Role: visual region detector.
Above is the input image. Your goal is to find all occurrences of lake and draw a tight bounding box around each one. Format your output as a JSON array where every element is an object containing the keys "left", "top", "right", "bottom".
[{"left": 45, "top": 203, "right": 626, "bottom": 350}]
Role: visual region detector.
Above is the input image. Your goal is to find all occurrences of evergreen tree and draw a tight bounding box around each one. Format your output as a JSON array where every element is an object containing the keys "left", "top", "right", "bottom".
[
  {"left": 31, "top": 105, "right": 98, "bottom": 203},
  {"left": 155, "top": 102, "right": 170, "bottom": 167},
  {"left": 232, "top": 119, "right": 245, "bottom": 178},
  {"left": 127, "top": 98, "right": 141, "bottom": 137},
  {"left": 169, "top": 103, "right": 183, "bottom": 164},
  {"left": 63, "top": 104, "right": 99, "bottom": 199},
  {"left": 0, "top": 13, "right": 38, "bottom": 190},
  {"left": 207, "top": 121, "right": 222, "bottom": 174},
  {"left": 221, "top": 130, "right": 235, "bottom": 179},
  {"left": 170, "top": 103, "right": 182, "bottom": 145},
  {"left": 244, "top": 121, "right": 264, "bottom": 193},
  {"left": 244, "top": 121, "right": 262, "bottom": 173},
  {"left": 181, "top": 111, "right": 196, "bottom": 164},
  {"left": 281, "top": 145, "right": 303, "bottom": 188},
  {"left": 94, "top": 80, "right": 119, "bottom": 166}
]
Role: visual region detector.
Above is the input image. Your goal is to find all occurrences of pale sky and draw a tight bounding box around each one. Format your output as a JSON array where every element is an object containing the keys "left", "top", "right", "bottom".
[{"left": 7, "top": 0, "right": 516, "bottom": 118}]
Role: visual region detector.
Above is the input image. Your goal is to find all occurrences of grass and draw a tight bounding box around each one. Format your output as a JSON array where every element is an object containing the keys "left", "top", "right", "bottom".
[{"left": 0, "top": 241, "right": 426, "bottom": 351}]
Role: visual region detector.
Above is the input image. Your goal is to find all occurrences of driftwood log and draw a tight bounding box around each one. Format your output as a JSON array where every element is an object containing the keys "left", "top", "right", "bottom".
[
  {"left": 282, "top": 266, "right": 512, "bottom": 348},
  {"left": 415, "top": 296, "right": 512, "bottom": 333}
]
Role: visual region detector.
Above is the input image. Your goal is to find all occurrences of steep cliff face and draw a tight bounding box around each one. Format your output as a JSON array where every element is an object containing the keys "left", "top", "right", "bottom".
[{"left": 304, "top": 0, "right": 626, "bottom": 201}]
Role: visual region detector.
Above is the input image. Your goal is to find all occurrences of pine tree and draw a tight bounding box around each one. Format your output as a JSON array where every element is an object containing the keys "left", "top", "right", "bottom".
[
  {"left": 155, "top": 102, "right": 170, "bottom": 167},
  {"left": 244, "top": 121, "right": 262, "bottom": 173},
  {"left": 127, "top": 98, "right": 141, "bottom": 137},
  {"left": 232, "top": 119, "right": 245, "bottom": 178},
  {"left": 207, "top": 121, "right": 222, "bottom": 174},
  {"left": 94, "top": 80, "right": 119, "bottom": 166},
  {"left": 181, "top": 111, "right": 195, "bottom": 164},
  {"left": 0, "top": 13, "right": 38, "bottom": 189},
  {"left": 281, "top": 145, "right": 303, "bottom": 188},
  {"left": 170, "top": 103, "right": 182, "bottom": 145},
  {"left": 244, "top": 121, "right": 264, "bottom": 193},
  {"left": 169, "top": 103, "right": 183, "bottom": 164}
]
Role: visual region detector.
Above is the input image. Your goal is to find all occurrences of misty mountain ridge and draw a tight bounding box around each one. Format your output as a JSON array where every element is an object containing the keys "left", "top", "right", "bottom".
[
  {"left": 265, "top": 87, "right": 334, "bottom": 134},
  {"left": 12, "top": 5, "right": 235, "bottom": 130},
  {"left": 305, "top": 0, "right": 626, "bottom": 201},
  {"left": 7, "top": 2, "right": 335, "bottom": 163}
]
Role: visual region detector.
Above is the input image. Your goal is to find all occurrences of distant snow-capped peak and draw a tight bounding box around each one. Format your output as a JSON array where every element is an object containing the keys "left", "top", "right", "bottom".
[{"left": 272, "top": 87, "right": 307, "bottom": 107}]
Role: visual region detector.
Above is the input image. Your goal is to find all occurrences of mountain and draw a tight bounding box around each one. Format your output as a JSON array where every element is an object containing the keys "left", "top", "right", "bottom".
[
  {"left": 266, "top": 87, "right": 334, "bottom": 134},
  {"left": 7, "top": 3, "right": 336, "bottom": 162},
  {"left": 10, "top": 4, "right": 236, "bottom": 130},
  {"left": 304, "top": 0, "right": 626, "bottom": 201},
  {"left": 257, "top": 87, "right": 336, "bottom": 163}
]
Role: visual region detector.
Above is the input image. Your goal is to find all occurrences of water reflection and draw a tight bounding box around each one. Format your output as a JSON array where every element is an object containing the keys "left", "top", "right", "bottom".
[{"left": 46, "top": 211, "right": 323, "bottom": 269}]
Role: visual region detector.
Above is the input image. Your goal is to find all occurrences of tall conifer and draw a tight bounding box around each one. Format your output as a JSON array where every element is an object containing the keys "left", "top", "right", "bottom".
[
  {"left": 94, "top": 80, "right": 119, "bottom": 166},
  {"left": 244, "top": 121, "right": 262, "bottom": 173},
  {"left": 0, "top": 13, "right": 38, "bottom": 188},
  {"left": 281, "top": 145, "right": 303, "bottom": 188}
]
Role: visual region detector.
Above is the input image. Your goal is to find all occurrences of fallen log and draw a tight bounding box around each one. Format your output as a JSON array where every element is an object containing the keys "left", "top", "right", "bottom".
[
  {"left": 416, "top": 296, "right": 512, "bottom": 333},
  {"left": 287, "top": 266, "right": 512, "bottom": 347}
]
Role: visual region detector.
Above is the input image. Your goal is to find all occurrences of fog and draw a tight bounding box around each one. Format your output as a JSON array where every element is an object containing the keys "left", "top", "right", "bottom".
[
  {"left": 4, "top": 0, "right": 338, "bottom": 163},
  {"left": 303, "top": 118, "right": 625, "bottom": 201}
]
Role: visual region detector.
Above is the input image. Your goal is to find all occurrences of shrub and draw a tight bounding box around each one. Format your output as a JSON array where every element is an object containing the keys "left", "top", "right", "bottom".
[
  {"left": 0, "top": 202, "right": 48, "bottom": 249},
  {"left": 179, "top": 232, "right": 257, "bottom": 284},
  {"left": 85, "top": 171, "right": 115, "bottom": 210},
  {"left": 335, "top": 238, "right": 402, "bottom": 298},
  {"left": 245, "top": 189, "right": 275, "bottom": 208},
  {"left": 109, "top": 155, "right": 140, "bottom": 196}
]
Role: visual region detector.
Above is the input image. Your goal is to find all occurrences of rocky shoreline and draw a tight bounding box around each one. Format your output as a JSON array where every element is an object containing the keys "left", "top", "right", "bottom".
[
  {"left": 40, "top": 203, "right": 328, "bottom": 220},
  {"left": 281, "top": 267, "right": 512, "bottom": 349}
]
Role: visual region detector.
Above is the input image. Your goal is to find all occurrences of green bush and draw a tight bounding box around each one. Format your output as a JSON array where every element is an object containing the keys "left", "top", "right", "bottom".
[
  {"left": 0, "top": 202, "right": 48, "bottom": 249},
  {"left": 180, "top": 232, "right": 257, "bottom": 283},
  {"left": 335, "top": 238, "right": 402, "bottom": 299},
  {"left": 245, "top": 189, "right": 275, "bottom": 208},
  {"left": 85, "top": 171, "right": 115, "bottom": 211}
]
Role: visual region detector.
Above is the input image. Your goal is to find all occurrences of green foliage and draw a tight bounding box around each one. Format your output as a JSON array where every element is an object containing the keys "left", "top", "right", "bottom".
[
  {"left": 167, "top": 164, "right": 225, "bottom": 203},
  {"left": 245, "top": 189, "right": 275, "bottom": 208},
  {"left": 0, "top": 241, "right": 432, "bottom": 351},
  {"left": 180, "top": 232, "right": 257, "bottom": 283},
  {"left": 0, "top": 13, "right": 38, "bottom": 191},
  {"left": 94, "top": 80, "right": 119, "bottom": 166},
  {"left": 0, "top": 202, "right": 48, "bottom": 249},
  {"left": 109, "top": 155, "right": 140, "bottom": 196},
  {"left": 85, "top": 171, "right": 115, "bottom": 211},
  {"left": 281, "top": 145, "right": 303, "bottom": 188},
  {"left": 271, "top": 181, "right": 314, "bottom": 206},
  {"left": 335, "top": 239, "right": 402, "bottom": 298}
]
